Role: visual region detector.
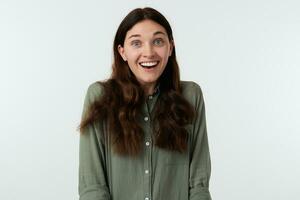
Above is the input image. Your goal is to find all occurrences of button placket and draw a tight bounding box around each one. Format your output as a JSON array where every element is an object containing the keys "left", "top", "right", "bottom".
[{"left": 143, "top": 100, "right": 152, "bottom": 200}]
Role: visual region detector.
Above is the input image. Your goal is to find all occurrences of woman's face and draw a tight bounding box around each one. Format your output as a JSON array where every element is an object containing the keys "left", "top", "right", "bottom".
[{"left": 118, "top": 19, "right": 173, "bottom": 90}]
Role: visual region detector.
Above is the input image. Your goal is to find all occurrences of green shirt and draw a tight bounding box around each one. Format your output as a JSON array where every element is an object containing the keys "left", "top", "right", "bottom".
[{"left": 78, "top": 80, "right": 212, "bottom": 200}]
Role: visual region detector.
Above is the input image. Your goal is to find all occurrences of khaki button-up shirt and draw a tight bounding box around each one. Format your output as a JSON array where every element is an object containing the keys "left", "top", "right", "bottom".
[{"left": 79, "top": 80, "right": 212, "bottom": 200}]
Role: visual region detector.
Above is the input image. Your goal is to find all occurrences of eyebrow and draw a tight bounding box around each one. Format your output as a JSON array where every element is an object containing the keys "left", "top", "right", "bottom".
[{"left": 128, "top": 31, "right": 166, "bottom": 39}]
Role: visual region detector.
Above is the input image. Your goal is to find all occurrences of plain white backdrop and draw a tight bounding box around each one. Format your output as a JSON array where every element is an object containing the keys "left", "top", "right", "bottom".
[{"left": 1, "top": 0, "right": 299, "bottom": 199}]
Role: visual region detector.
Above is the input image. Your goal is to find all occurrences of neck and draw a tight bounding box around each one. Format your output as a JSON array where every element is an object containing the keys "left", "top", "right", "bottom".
[
  {"left": 144, "top": 85, "right": 155, "bottom": 96},
  {"left": 142, "top": 82, "right": 157, "bottom": 96}
]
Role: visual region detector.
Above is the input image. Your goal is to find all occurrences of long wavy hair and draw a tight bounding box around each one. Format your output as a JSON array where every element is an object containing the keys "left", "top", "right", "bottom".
[{"left": 77, "top": 7, "right": 195, "bottom": 157}]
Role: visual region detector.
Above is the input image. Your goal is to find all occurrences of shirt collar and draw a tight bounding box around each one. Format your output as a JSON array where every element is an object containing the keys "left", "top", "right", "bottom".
[
  {"left": 152, "top": 82, "right": 160, "bottom": 96},
  {"left": 145, "top": 82, "right": 160, "bottom": 99}
]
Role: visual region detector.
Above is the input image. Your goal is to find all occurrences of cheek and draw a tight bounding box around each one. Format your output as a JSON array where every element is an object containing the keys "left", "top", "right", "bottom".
[
  {"left": 126, "top": 53, "right": 140, "bottom": 71},
  {"left": 157, "top": 47, "right": 170, "bottom": 59},
  {"left": 125, "top": 50, "right": 140, "bottom": 63}
]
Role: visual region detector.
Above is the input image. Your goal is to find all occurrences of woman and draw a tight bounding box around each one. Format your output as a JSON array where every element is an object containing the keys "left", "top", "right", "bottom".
[{"left": 77, "top": 7, "right": 212, "bottom": 200}]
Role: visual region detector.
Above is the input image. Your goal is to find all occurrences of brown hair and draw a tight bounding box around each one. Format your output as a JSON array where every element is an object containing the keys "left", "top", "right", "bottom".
[{"left": 77, "top": 7, "right": 195, "bottom": 157}]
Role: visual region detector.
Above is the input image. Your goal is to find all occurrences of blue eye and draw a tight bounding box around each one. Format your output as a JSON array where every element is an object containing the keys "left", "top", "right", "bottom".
[
  {"left": 131, "top": 40, "right": 141, "bottom": 47},
  {"left": 154, "top": 38, "right": 164, "bottom": 45}
]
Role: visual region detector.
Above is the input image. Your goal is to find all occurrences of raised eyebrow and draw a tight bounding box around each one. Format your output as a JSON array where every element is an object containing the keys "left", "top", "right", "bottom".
[
  {"left": 128, "top": 34, "right": 140, "bottom": 39},
  {"left": 127, "top": 31, "right": 166, "bottom": 39},
  {"left": 153, "top": 31, "right": 166, "bottom": 36}
]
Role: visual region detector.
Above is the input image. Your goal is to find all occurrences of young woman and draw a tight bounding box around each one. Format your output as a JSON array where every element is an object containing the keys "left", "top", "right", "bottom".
[{"left": 78, "top": 7, "right": 212, "bottom": 200}]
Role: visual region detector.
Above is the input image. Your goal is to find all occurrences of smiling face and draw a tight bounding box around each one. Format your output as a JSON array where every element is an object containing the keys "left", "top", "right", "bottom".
[{"left": 118, "top": 19, "right": 173, "bottom": 94}]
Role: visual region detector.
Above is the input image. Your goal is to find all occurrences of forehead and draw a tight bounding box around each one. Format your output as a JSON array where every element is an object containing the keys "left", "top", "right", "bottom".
[{"left": 125, "top": 19, "right": 167, "bottom": 40}]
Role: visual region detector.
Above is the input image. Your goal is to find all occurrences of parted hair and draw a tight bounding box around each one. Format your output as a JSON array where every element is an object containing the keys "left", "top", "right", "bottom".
[{"left": 77, "top": 7, "right": 195, "bottom": 157}]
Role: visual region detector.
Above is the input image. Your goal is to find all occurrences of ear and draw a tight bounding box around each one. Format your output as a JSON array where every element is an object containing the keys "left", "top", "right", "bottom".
[
  {"left": 169, "top": 40, "right": 174, "bottom": 57},
  {"left": 118, "top": 44, "right": 127, "bottom": 61}
]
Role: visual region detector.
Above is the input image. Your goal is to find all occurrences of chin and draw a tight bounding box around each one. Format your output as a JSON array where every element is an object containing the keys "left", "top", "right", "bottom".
[{"left": 139, "top": 79, "right": 158, "bottom": 85}]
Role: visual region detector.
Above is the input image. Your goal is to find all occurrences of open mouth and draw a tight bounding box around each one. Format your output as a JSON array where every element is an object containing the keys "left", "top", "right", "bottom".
[{"left": 139, "top": 61, "right": 159, "bottom": 69}]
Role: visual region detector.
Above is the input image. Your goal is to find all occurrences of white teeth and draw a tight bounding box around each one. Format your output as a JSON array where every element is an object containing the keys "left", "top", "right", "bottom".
[{"left": 139, "top": 61, "right": 159, "bottom": 67}]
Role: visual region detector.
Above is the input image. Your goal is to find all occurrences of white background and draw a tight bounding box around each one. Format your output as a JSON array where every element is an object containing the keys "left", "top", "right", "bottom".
[{"left": 1, "top": 0, "right": 299, "bottom": 199}]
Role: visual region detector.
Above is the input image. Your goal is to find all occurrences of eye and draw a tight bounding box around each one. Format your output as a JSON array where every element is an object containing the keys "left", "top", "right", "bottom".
[
  {"left": 131, "top": 40, "right": 141, "bottom": 47},
  {"left": 153, "top": 38, "right": 164, "bottom": 46}
]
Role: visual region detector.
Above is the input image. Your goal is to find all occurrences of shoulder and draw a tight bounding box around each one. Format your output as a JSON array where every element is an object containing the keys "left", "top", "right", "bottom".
[
  {"left": 87, "top": 81, "right": 104, "bottom": 95},
  {"left": 84, "top": 81, "right": 105, "bottom": 105},
  {"left": 180, "top": 80, "right": 204, "bottom": 104}
]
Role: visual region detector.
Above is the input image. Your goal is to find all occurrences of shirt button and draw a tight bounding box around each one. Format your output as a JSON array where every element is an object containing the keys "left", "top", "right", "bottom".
[
  {"left": 145, "top": 170, "right": 149, "bottom": 174},
  {"left": 144, "top": 116, "right": 149, "bottom": 121},
  {"left": 149, "top": 95, "right": 153, "bottom": 99},
  {"left": 145, "top": 141, "right": 150, "bottom": 146}
]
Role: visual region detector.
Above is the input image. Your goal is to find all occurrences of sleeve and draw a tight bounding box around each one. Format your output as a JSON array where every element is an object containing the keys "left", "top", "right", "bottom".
[
  {"left": 188, "top": 82, "right": 212, "bottom": 200},
  {"left": 78, "top": 83, "right": 111, "bottom": 200}
]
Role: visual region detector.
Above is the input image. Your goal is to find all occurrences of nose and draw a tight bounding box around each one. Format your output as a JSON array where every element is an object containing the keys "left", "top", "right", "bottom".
[{"left": 142, "top": 43, "right": 155, "bottom": 58}]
